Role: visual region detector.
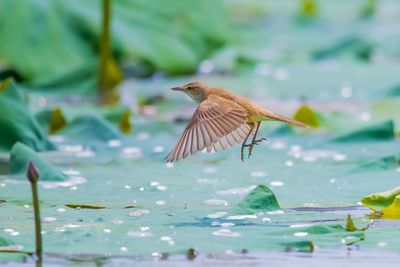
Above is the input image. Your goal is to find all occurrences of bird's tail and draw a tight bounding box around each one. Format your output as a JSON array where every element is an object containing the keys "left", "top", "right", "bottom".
[{"left": 263, "top": 112, "right": 310, "bottom": 128}]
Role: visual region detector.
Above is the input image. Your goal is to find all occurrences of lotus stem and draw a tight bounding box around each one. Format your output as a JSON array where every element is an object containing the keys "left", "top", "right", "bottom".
[{"left": 27, "top": 162, "right": 42, "bottom": 265}]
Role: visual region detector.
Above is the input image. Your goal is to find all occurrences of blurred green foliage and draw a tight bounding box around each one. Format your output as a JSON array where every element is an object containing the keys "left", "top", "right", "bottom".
[
  {"left": 0, "top": 79, "right": 55, "bottom": 151},
  {"left": 0, "top": 0, "right": 232, "bottom": 84}
]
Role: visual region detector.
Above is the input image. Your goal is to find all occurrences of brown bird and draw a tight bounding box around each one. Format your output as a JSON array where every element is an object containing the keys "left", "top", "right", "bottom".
[{"left": 165, "top": 81, "right": 309, "bottom": 162}]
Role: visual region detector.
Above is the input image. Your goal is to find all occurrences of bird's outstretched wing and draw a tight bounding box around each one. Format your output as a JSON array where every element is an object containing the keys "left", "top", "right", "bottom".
[{"left": 166, "top": 95, "right": 250, "bottom": 162}]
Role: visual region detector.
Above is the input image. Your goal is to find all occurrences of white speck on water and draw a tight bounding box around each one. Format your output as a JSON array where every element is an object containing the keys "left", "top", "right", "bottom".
[
  {"left": 165, "top": 162, "right": 174, "bottom": 168},
  {"left": 76, "top": 150, "right": 95, "bottom": 158},
  {"left": 121, "top": 147, "right": 142, "bottom": 159},
  {"left": 333, "top": 153, "right": 347, "bottom": 161},
  {"left": 57, "top": 208, "right": 66, "bottom": 213},
  {"left": 397, "top": 167, "right": 400, "bottom": 172},
  {"left": 41, "top": 231, "right": 46, "bottom": 235},
  {"left": 139, "top": 187, "right": 145, "bottom": 191},
  {"left": 103, "top": 229, "right": 112, "bottom": 234},
  {"left": 342, "top": 236, "right": 359, "bottom": 244},
  {"left": 250, "top": 171, "right": 267, "bottom": 178},
  {"left": 290, "top": 224, "right": 313, "bottom": 228},
  {"left": 226, "top": 215, "right": 257, "bottom": 220},
  {"left": 10, "top": 231, "right": 20, "bottom": 236},
  {"left": 107, "top": 139, "right": 122, "bottom": 147},
  {"left": 211, "top": 221, "right": 221, "bottom": 227},
  {"left": 303, "top": 202, "right": 322, "bottom": 207},
  {"left": 266, "top": 210, "right": 285, "bottom": 215},
  {"left": 54, "top": 227, "right": 65, "bottom": 232},
  {"left": 120, "top": 246, "right": 128, "bottom": 252},
  {"left": 64, "top": 224, "right": 81, "bottom": 228},
  {"left": 303, "top": 155, "right": 317, "bottom": 162},
  {"left": 262, "top": 217, "right": 271, "bottom": 222},
  {"left": 294, "top": 232, "right": 308, "bottom": 237},
  {"left": 225, "top": 249, "right": 234, "bottom": 254},
  {"left": 153, "top": 146, "right": 164, "bottom": 153},
  {"left": 198, "top": 60, "right": 214, "bottom": 74},
  {"left": 152, "top": 252, "right": 162, "bottom": 258},
  {"left": 285, "top": 160, "right": 294, "bottom": 167},
  {"left": 137, "top": 132, "right": 151, "bottom": 140},
  {"left": 203, "top": 199, "right": 229, "bottom": 207},
  {"left": 270, "top": 181, "right": 284, "bottom": 187},
  {"left": 160, "top": 236, "right": 172, "bottom": 242},
  {"left": 330, "top": 178, "right": 336, "bottom": 184},
  {"left": 42, "top": 176, "right": 86, "bottom": 189},
  {"left": 360, "top": 112, "right": 371, "bottom": 122},
  {"left": 273, "top": 68, "right": 289, "bottom": 81},
  {"left": 127, "top": 230, "right": 153, "bottom": 238},
  {"left": 140, "top": 226, "right": 150, "bottom": 231},
  {"left": 49, "top": 135, "right": 65, "bottom": 143},
  {"left": 150, "top": 181, "right": 160, "bottom": 187},
  {"left": 70, "top": 186, "right": 78, "bottom": 191},
  {"left": 213, "top": 229, "right": 241, "bottom": 237},
  {"left": 156, "top": 185, "right": 168, "bottom": 191},
  {"left": 60, "top": 145, "right": 83, "bottom": 153},
  {"left": 38, "top": 96, "right": 47, "bottom": 107},
  {"left": 204, "top": 167, "right": 217, "bottom": 174},
  {"left": 216, "top": 186, "right": 255, "bottom": 196},
  {"left": 23, "top": 205, "right": 30, "bottom": 208},
  {"left": 341, "top": 84, "right": 353, "bottom": 98},
  {"left": 62, "top": 169, "right": 81, "bottom": 176},
  {"left": 4, "top": 229, "right": 14, "bottom": 233},
  {"left": 378, "top": 242, "right": 387, "bottom": 247},
  {"left": 270, "top": 141, "right": 286, "bottom": 150},
  {"left": 113, "top": 220, "right": 124, "bottom": 225},
  {"left": 206, "top": 212, "right": 227, "bottom": 219},
  {"left": 197, "top": 178, "right": 215, "bottom": 184},
  {"left": 155, "top": 200, "right": 166, "bottom": 206},
  {"left": 0, "top": 183, "right": 5, "bottom": 187},
  {"left": 43, "top": 217, "right": 57, "bottom": 223},
  {"left": 254, "top": 63, "right": 272, "bottom": 76},
  {"left": 221, "top": 223, "right": 235, "bottom": 228},
  {"left": 129, "top": 209, "right": 150, "bottom": 217},
  {"left": 124, "top": 185, "right": 131, "bottom": 190}
]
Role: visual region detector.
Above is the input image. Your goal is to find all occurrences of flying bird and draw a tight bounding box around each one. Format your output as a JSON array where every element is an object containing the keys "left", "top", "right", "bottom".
[{"left": 166, "top": 81, "right": 309, "bottom": 162}]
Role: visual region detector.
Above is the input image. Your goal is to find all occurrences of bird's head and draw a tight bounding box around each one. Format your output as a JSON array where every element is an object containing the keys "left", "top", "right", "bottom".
[{"left": 171, "top": 81, "right": 210, "bottom": 103}]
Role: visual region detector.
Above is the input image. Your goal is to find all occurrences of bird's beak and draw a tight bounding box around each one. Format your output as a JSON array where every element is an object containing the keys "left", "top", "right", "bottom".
[{"left": 171, "top": 86, "right": 184, "bottom": 91}]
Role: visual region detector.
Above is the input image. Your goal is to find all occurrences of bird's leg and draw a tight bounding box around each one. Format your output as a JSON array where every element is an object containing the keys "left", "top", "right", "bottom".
[
  {"left": 241, "top": 126, "right": 254, "bottom": 161},
  {"left": 247, "top": 122, "right": 261, "bottom": 158}
]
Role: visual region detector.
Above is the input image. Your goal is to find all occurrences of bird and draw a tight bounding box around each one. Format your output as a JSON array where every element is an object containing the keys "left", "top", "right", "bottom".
[{"left": 165, "top": 81, "right": 309, "bottom": 162}]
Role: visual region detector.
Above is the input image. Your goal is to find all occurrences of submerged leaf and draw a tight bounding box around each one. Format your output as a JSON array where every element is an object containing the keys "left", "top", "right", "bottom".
[
  {"left": 282, "top": 240, "right": 314, "bottom": 253},
  {"left": 65, "top": 204, "right": 107, "bottom": 209},
  {"left": 238, "top": 185, "right": 280, "bottom": 212},
  {"left": 331, "top": 120, "right": 395, "bottom": 143},
  {"left": 354, "top": 155, "right": 399, "bottom": 172}
]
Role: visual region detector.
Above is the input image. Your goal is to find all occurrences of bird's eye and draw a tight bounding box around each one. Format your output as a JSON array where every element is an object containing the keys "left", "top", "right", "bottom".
[{"left": 187, "top": 87, "right": 192, "bottom": 90}]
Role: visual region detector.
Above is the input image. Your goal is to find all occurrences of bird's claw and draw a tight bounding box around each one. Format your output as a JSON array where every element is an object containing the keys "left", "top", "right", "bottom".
[{"left": 241, "top": 137, "right": 268, "bottom": 160}]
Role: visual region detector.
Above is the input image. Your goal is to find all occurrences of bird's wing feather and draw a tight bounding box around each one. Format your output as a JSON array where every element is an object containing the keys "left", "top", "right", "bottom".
[{"left": 166, "top": 95, "right": 249, "bottom": 162}]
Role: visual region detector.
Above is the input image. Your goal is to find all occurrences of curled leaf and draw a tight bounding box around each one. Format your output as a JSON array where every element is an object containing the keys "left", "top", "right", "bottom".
[
  {"left": 361, "top": 187, "right": 400, "bottom": 218},
  {"left": 238, "top": 185, "right": 281, "bottom": 212},
  {"left": 49, "top": 107, "right": 67, "bottom": 134},
  {"left": 293, "top": 104, "right": 319, "bottom": 128}
]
